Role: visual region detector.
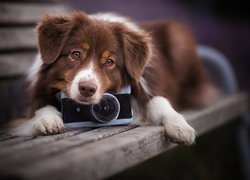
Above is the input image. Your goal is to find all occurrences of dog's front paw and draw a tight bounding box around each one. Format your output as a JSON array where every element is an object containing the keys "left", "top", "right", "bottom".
[
  {"left": 163, "top": 113, "right": 196, "bottom": 146},
  {"left": 33, "top": 116, "right": 65, "bottom": 135},
  {"left": 32, "top": 106, "right": 65, "bottom": 135}
]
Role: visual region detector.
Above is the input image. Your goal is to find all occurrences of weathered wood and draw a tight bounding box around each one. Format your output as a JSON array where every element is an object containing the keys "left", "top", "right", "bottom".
[
  {"left": 0, "top": 93, "right": 248, "bottom": 180},
  {"left": 0, "top": 27, "right": 36, "bottom": 50},
  {"left": 0, "top": 3, "right": 69, "bottom": 24},
  {"left": 184, "top": 93, "right": 248, "bottom": 135},
  {"left": 2, "top": 126, "right": 172, "bottom": 180},
  {"left": 0, "top": 137, "right": 33, "bottom": 146},
  {"left": 0, "top": 52, "right": 36, "bottom": 77},
  {"left": 0, "top": 126, "right": 136, "bottom": 169},
  {"left": 0, "top": 129, "right": 88, "bottom": 147}
]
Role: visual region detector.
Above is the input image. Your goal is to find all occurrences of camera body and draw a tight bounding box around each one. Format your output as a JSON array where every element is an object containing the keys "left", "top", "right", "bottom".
[{"left": 57, "top": 86, "right": 133, "bottom": 128}]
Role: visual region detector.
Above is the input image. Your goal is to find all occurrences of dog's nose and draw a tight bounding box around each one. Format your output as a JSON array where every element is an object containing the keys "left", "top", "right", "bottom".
[{"left": 79, "top": 82, "right": 97, "bottom": 97}]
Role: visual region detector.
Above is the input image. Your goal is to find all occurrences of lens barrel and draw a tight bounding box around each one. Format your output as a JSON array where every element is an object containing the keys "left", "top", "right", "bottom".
[{"left": 91, "top": 93, "right": 120, "bottom": 123}]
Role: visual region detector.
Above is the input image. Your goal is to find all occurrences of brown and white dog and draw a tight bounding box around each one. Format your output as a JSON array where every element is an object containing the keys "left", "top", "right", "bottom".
[{"left": 12, "top": 11, "right": 216, "bottom": 145}]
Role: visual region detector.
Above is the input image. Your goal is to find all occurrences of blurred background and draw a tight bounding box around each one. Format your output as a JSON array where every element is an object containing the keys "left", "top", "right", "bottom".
[{"left": 0, "top": 0, "right": 249, "bottom": 179}]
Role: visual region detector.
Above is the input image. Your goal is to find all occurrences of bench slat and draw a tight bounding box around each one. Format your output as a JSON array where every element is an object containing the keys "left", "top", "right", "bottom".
[
  {"left": 185, "top": 93, "right": 248, "bottom": 135},
  {"left": 0, "top": 126, "right": 136, "bottom": 168},
  {"left": 0, "top": 129, "right": 88, "bottom": 148},
  {"left": 0, "top": 93, "right": 248, "bottom": 180},
  {"left": 6, "top": 126, "right": 171, "bottom": 180},
  {"left": 0, "top": 137, "right": 33, "bottom": 146},
  {"left": 0, "top": 27, "right": 36, "bottom": 50},
  {"left": 0, "top": 3, "right": 69, "bottom": 24}
]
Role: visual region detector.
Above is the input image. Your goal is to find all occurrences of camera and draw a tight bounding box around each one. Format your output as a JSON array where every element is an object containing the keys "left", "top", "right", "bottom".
[{"left": 57, "top": 86, "right": 133, "bottom": 128}]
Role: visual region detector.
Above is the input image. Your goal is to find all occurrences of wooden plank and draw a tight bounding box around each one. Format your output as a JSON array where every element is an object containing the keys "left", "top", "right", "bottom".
[
  {"left": 185, "top": 93, "right": 249, "bottom": 135},
  {"left": 0, "top": 129, "right": 88, "bottom": 148},
  {"left": 0, "top": 93, "right": 248, "bottom": 180},
  {"left": 0, "top": 3, "right": 69, "bottom": 24},
  {"left": 0, "top": 27, "right": 36, "bottom": 50},
  {"left": 0, "top": 52, "right": 36, "bottom": 77},
  {"left": 1, "top": 126, "right": 171, "bottom": 180},
  {"left": 0, "top": 137, "right": 33, "bottom": 146},
  {"left": 0, "top": 126, "right": 136, "bottom": 169},
  {"left": 0, "top": 132, "right": 15, "bottom": 141}
]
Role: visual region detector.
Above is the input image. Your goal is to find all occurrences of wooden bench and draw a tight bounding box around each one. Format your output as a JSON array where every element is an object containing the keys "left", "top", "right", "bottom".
[
  {"left": 0, "top": 2, "right": 248, "bottom": 180},
  {"left": 0, "top": 92, "right": 248, "bottom": 180}
]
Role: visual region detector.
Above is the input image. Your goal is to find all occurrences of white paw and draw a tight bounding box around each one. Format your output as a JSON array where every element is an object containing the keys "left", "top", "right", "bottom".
[
  {"left": 162, "top": 113, "right": 196, "bottom": 146},
  {"left": 33, "top": 115, "right": 65, "bottom": 135},
  {"left": 9, "top": 106, "right": 65, "bottom": 137},
  {"left": 32, "top": 106, "right": 65, "bottom": 135}
]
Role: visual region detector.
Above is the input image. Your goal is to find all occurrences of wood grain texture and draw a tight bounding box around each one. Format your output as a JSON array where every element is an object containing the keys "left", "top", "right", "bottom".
[
  {"left": 0, "top": 129, "right": 88, "bottom": 148},
  {"left": 184, "top": 93, "right": 249, "bottom": 135},
  {"left": 0, "top": 3, "right": 69, "bottom": 24},
  {"left": 0, "top": 52, "right": 36, "bottom": 77},
  {"left": 2, "top": 126, "right": 172, "bottom": 180},
  {"left": 0, "top": 126, "right": 136, "bottom": 169},
  {"left": 0, "top": 93, "right": 248, "bottom": 180}
]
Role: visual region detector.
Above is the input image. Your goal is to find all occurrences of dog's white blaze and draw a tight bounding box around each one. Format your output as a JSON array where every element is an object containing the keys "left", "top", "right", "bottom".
[
  {"left": 27, "top": 54, "right": 42, "bottom": 87},
  {"left": 90, "top": 13, "right": 142, "bottom": 33},
  {"left": 146, "top": 96, "right": 196, "bottom": 145},
  {"left": 69, "top": 62, "right": 100, "bottom": 99}
]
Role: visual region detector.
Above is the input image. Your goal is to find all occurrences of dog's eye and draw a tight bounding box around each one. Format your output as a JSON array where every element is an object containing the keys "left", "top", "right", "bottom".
[
  {"left": 105, "top": 58, "right": 115, "bottom": 66},
  {"left": 71, "top": 51, "right": 81, "bottom": 60}
]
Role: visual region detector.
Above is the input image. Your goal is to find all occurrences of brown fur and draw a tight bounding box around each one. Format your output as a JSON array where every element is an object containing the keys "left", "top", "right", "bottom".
[
  {"left": 28, "top": 11, "right": 214, "bottom": 117},
  {"left": 141, "top": 22, "right": 213, "bottom": 109}
]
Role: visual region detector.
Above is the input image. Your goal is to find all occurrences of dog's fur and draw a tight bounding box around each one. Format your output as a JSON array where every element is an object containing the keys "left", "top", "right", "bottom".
[{"left": 11, "top": 11, "right": 216, "bottom": 145}]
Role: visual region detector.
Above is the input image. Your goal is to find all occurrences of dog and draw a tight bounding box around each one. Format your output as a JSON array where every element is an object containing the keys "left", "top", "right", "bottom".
[{"left": 11, "top": 11, "right": 216, "bottom": 145}]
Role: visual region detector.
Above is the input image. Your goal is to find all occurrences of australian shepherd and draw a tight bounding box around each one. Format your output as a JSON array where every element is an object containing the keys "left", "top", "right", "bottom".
[{"left": 11, "top": 11, "right": 216, "bottom": 145}]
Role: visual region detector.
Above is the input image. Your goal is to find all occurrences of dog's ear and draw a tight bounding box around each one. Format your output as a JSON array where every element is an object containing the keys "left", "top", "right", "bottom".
[
  {"left": 36, "top": 14, "right": 72, "bottom": 64},
  {"left": 119, "top": 29, "right": 152, "bottom": 82}
]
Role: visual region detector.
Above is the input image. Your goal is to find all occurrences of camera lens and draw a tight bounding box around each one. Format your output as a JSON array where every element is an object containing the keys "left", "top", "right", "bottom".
[{"left": 91, "top": 93, "right": 120, "bottom": 123}]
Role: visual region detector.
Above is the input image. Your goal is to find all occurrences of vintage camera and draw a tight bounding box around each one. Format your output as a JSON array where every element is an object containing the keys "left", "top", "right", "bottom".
[{"left": 57, "top": 86, "right": 133, "bottom": 128}]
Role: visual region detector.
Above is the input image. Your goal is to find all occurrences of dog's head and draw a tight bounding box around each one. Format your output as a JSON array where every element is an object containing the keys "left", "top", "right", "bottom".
[{"left": 36, "top": 12, "right": 152, "bottom": 104}]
